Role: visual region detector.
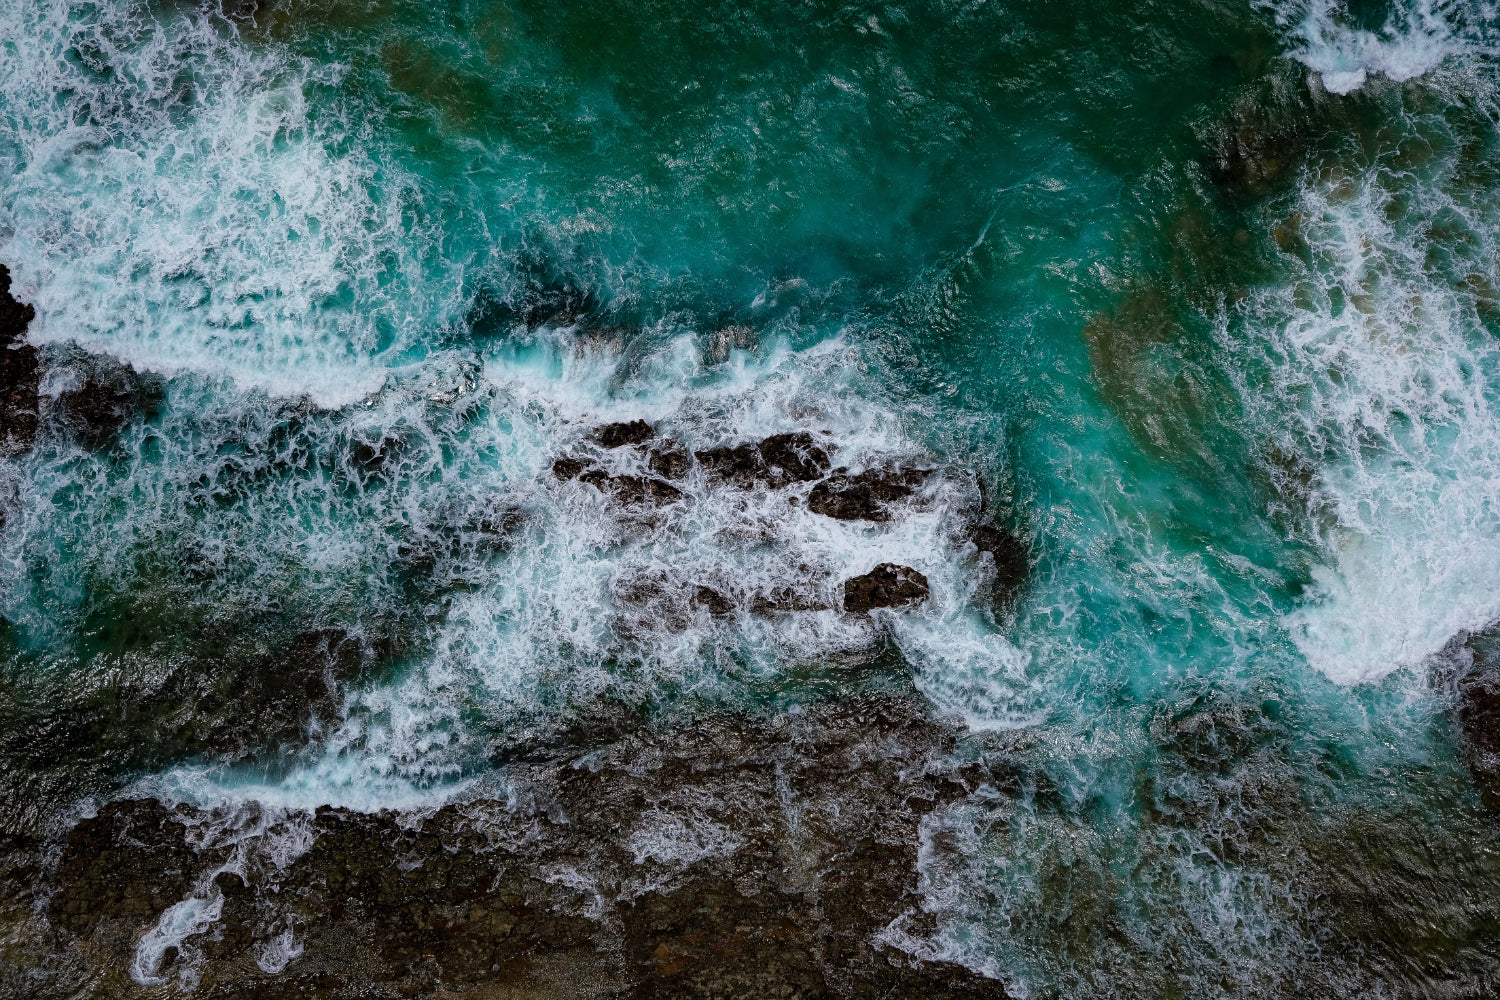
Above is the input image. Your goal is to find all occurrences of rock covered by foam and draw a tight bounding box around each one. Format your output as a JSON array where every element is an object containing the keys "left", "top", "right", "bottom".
[
  {"left": 0, "top": 264, "right": 39, "bottom": 452},
  {"left": 41, "top": 695, "right": 1009, "bottom": 999}
]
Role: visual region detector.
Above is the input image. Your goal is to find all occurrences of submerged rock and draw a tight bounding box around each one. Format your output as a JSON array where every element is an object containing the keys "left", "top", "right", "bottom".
[
  {"left": 1459, "top": 627, "right": 1500, "bottom": 809},
  {"left": 0, "top": 264, "right": 39, "bottom": 452},
  {"left": 808, "top": 468, "right": 927, "bottom": 522},
  {"left": 971, "top": 524, "right": 1028, "bottom": 597},
  {"left": 44, "top": 695, "right": 1009, "bottom": 999},
  {"left": 843, "top": 564, "right": 930, "bottom": 613},
  {"left": 49, "top": 359, "right": 163, "bottom": 449},
  {"left": 1205, "top": 97, "right": 1309, "bottom": 201}
]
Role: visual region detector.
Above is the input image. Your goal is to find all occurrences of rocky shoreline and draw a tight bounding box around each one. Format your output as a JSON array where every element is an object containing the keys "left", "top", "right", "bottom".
[
  {"left": 25, "top": 694, "right": 1008, "bottom": 999},
  {"left": 0, "top": 267, "right": 1028, "bottom": 997}
]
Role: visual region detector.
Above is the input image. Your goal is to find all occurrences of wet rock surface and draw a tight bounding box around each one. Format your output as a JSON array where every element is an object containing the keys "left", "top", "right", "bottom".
[
  {"left": 595, "top": 419, "right": 655, "bottom": 449},
  {"left": 0, "top": 264, "right": 39, "bottom": 452},
  {"left": 971, "top": 524, "right": 1028, "bottom": 614},
  {"left": 0, "top": 624, "right": 398, "bottom": 832},
  {"left": 1459, "top": 627, "right": 1500, "bottom": 809},
  {"left": 646, "top": 440, "right": 690, "bottom": 480},
  {"left": 39, "top": 695, "right": 1009, "bottom": 999},
  {"left": 696, "top": 431, "right": 832, "bottom": 488},
  {"left": 579, "top": 468, "right": 683, "bottom": 505},
  {"left": 48, "top": 358, "right": 163, "bottom": 449},
  {"left": 548, "top": 425, "right": 1024, "bottom": 624},
  {"left": 808, "top": 468, "right": 928, "bottom": 522},
  {"left": 843, "top": 564, "right": 930, "bottom": 613}
]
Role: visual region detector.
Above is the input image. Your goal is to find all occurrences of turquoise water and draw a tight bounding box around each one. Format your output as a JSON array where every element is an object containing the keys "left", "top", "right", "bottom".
[{"left": 4, "top": 0, "right": 1500, "bottom": 995}]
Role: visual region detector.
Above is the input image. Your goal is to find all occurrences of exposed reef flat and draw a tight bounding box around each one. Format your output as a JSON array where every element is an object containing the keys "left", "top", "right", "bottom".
[{"left": 32, "top": 695, "right": 1008, "bottom": 1000}]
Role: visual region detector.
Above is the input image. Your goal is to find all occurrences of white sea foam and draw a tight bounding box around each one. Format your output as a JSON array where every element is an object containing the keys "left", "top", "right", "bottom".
[
  {"left": 1224, "top": 103, "right": 1500, "bottom": 684},
  {"left": 130, "top": 893, "right": 223, "bottom": 987},
  {"left": 0, "top": 0, "right": 460, "bottom": 405},
  {"left": 626, "top": 807, "right": 742, "bottom": 868},
  {"left": 1268, "top": 0, "right": 1500, "bottom": 94},
  {"left": 254, "top": 929, "right": 305, "bottom": 975},
  {"left": 51, "top": 323, "right": 1042, "bottom": 813}
]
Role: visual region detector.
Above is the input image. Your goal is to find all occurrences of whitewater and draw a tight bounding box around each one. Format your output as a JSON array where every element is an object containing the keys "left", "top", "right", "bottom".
[{"left": 3, "top": 0, "right": 1500, "bottom": 997}]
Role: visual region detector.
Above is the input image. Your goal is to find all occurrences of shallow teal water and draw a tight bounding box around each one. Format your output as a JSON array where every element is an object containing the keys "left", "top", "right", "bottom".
[{"left": 4, "top": 0, "right": 1500, "bottom": 995}]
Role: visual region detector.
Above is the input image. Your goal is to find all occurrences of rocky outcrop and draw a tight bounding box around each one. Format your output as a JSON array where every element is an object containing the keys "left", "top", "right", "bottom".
[
  {"left": 843, "top": 564, "right": 930, "bottom": 613},
  {"left": 548, "top": 425, "right": 1020, "bottom": 620},
  {"left": 579, "top": 468, "right": 683, "bottom": 505},
  {"left": 970, "top": 524, "right": 1028, "bottom": 614},
  {"left": 647, "top": 439, "right": 689, "bottom": 479},
  {"left": 0, "top": 264, "right": 39, "bottom": 452},
  {"left": 554, "top": 427, "right": 840, "bottom": 509},
  {"left": 596, "top": 419, "right": 655, "bottom": 449},
  {"left": 43, "top": 695, "right": 1009, "bottom": 1000},
  {"left": 553, "top": 454, "right": 682, "bottom": 506},
  {"left": 696, "top": 431, "right": 832, "bottom": 489},
  {"left": 808, "top": 468, "right": 928, "bottom": 522}
]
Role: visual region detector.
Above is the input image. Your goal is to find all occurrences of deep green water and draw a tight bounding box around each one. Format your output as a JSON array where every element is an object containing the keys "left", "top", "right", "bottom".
[{"left": 4, "top": 0, "right": 1500, "bottom": 995}]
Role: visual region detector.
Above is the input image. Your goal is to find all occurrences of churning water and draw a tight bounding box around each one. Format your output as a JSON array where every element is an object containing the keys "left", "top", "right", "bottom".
[{"left": 4, "top": 0, "right": 1500, "bottom": 996}]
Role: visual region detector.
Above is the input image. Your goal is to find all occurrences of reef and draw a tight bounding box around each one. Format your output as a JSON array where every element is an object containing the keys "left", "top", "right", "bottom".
[{"left": 36, "top": 694, "right": 1010, "bottom": 999}]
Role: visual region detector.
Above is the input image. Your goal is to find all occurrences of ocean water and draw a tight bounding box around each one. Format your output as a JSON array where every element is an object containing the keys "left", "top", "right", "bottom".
[{"left": 3, "top": 0, "right": 1500, "bottom": 996}]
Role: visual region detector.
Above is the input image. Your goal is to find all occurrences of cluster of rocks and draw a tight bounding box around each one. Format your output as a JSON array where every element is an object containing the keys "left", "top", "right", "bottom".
[
  {"left": 39, "top": 694, "right": 1010, "bottom": 999},
  {"left": 552, "top": 420, "right": 1027, "bottom": 617}
]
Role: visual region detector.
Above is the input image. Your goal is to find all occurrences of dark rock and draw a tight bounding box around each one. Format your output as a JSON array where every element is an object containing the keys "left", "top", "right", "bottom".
[
  {"left": 50, "top": 362, "right": 163, "bottom": 449},
  {"left": 695, "top": 442, "right": 765, "bottom": 487},
  {"left": 595, "top": 419, "right": 654, "bottom": 448},
  {"left": 579, "top": 469, "right": 682, "bottom": 506},
  {"left": 648, "top": 440, "right": 690, "bottom": 480},
  {"left": 697, "top": 432, "right": 834, "bottom": 489},
  {"left": 552, "top": 456, "right": 587, "bottom": 480},
  {"left": 808, "top": 468, "right": 927, "bottom": 522},
  {"left": 233, "top": 628, "right": 374, "bottom": 753},
  {"left": 758, "top": 432, "right": 831, "bottom": 484},
  {"left": 749, "top": 585, "right": 827, "bottom": 615},
  {"left": 49, "top": 799, "right": 201, "bottom": 938},
  {"left": 694, "top": 586, "right": 735, "bottom": 617},
  {"left": 213, "top": 870, "right": 250, "bottom": 899},
  {"left": 42, "top": 696, "right": 1010, "bottom": 999},
  {"left": 1459, "top": 628, "right": 1500, "bottom": 809},
  {"left": 843, "top": 564, "right": 930, "bottom": 613},
  {"left": 0, "top": 264, "right": 39, "bottom": 451}
]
